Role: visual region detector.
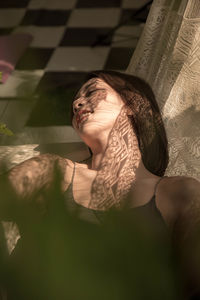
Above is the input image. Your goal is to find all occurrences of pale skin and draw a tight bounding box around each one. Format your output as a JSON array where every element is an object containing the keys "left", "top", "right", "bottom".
[
  {"left": 0, "top": 78, "right": 200, "bottom": 233},
  {"left": 72, "top": 79, "right": 200, "bottom": 230}
]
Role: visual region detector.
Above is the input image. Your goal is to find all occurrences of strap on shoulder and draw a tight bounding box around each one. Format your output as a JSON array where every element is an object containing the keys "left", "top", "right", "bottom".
[{"left": 154, "top": 176, "right": 167, "bottom": 197}]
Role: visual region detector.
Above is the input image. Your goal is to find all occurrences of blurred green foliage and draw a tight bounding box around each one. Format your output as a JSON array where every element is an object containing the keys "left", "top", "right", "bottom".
[
  {"left": 0, "top": 169, "right": 183, "bottom": 300},
  {"left": 0, "top": 123, "right": 13, "bottom": 136}
]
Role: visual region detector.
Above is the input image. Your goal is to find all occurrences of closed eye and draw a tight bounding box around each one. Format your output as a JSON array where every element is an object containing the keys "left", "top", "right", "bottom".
[
  {"left": 85, "top": 90, "right": 96, "bottom": 97},
  {"left": 85, "top": 88, "right": 106, "bottom": 97}
]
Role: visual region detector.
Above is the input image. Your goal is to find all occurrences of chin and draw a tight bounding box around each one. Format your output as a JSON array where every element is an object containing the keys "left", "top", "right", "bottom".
[
  {"left": 79, "top": 124, "right": 100, "bottom": 139},
  {"left": 78, "top": 123, "right": 108, "bottom": 146}
]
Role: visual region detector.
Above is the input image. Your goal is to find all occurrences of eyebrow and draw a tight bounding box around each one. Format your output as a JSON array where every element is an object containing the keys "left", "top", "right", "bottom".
[
  {"left": 84, "top": 81, "right": 96, "bottom": 91},
  {"left": 74, "top": 80, "right": 97, "bottom": 100}
]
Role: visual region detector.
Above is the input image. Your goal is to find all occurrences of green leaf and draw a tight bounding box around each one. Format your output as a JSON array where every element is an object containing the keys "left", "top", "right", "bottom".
[{"left": 0, "top": 123, "right": 14, "bottom": 136}]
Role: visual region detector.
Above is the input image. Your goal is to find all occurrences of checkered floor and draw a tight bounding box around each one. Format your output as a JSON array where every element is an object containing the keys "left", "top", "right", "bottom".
[{"left": 0, "top": 0, "right": 151, "bottom": 147}]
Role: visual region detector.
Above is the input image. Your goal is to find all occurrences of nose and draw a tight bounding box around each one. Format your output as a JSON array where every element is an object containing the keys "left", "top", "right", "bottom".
[{"left": 73, "top": 98, "right": 86, "bottom": 113}]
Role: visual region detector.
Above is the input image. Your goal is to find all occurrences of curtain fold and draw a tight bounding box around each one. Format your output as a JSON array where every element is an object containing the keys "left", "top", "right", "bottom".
[{"left": 127, "top": 0, "right": 200, "bottom": 180}]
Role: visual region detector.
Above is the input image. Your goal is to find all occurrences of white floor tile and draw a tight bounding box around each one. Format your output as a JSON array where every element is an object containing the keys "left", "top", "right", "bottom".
[
  {"left": 0, "top": 70, "right": 44, "bottom": 98},
  {"left": 13, "top": 26, "right": 66, "bottom": 48},
  {"left": 122, "top": 0, "right": 150, "bottom": 9},
  {"left": 0, "top": 9, "right": 26, "bottom": 28},
  {"left": 46, "top": 47, "right": 110, "bottom": 71},
  {"left": 28, "top": 0, "right": 77, "bottom": 10},
  {"left": 0, "top": 144, "right": 40, "bottom": 172},
  {"left": 68, "top": 8, "right": 121, "bottom": 28},
  {"left": 0, "top": 142, "right": 90, "bottom": 172}
]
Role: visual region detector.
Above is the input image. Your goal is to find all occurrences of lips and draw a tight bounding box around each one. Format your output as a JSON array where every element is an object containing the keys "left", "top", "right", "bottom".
[{"left": 76, "top": 110, "right": 91, "bottom": 127}]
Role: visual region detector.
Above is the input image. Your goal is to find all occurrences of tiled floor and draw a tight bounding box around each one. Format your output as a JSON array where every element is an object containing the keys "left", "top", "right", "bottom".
[{"left": 0, "top": 0, "right": 151, "bottom": 151}]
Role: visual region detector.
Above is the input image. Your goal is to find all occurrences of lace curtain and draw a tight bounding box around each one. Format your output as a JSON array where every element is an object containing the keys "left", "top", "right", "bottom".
[{"left": 127, "top": 0, "right": 200, "bottom": 181}]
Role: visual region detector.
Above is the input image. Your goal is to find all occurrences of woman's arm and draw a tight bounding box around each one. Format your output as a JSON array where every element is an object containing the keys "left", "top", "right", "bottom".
[{"left": 0, "top": 154, "right": 72, "bottom": 220}]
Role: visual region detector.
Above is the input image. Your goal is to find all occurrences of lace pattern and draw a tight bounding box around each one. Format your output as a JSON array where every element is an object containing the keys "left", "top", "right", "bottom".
[{"left": 127, "top": 0, "right": 200, "bottom": 180}]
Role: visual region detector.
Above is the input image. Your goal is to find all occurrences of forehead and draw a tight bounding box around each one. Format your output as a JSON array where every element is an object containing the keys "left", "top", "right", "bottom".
[{"left": 78, "top": 78, "right": 111, "bottom": 95}]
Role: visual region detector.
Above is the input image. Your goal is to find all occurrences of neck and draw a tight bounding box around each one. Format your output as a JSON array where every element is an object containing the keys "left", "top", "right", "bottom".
[
  {"left": 91, "top": 153, "right": 103, "bottom": 170},
  {"left": 88, "top": 130, "right": 110, "bottom": 170},
  {"left": 89, "top": 107, "right": 142, "bottom": 210}
]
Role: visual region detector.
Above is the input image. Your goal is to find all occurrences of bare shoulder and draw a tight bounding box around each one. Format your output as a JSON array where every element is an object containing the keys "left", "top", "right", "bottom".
[
  {"left": 156, "top": 175, "right": 200, "bottom": 227},
  {"left": 8, "top": 153, "right": 73, "bottom": 177},
  {"left": 170, "top": 176, "right": 200, "bottom": 208},
  {"left": 161, "top": 175, "right": 200, "bottom": 197},
  {"left": 6, "top": 153, "right": 75, "bottom": 195}
]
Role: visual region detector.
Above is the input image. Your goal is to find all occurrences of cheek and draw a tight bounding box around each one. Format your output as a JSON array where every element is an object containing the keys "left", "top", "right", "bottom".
[
  {"left": 88, "top": 108, "right": 121, "bottom": 132},
  {"left": 88, "top": 90, "right": 107, "bottom": 111}
]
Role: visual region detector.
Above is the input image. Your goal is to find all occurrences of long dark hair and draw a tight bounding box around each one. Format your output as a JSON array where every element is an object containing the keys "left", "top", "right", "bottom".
[{"left": 72, "top": 70, "right": 169, "bottom": 177}]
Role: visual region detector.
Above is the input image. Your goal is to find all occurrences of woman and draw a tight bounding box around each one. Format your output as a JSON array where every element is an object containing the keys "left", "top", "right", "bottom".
[
  {"left": 1, "top": 70, "right": 200, "bottom": 298},
  {"left": 2, "top": 71, "right": 199, "bottom": 222}
]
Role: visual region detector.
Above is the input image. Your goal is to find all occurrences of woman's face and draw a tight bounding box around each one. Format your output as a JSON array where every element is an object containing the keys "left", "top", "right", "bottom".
[{"left": 72, "top": 78, "right": 125, "bottom": 146}]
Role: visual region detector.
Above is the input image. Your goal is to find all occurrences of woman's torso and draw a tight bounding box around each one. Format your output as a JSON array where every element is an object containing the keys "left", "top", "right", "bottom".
[{"left": 63, "top": 160, "right": 171, "bottom": 227}]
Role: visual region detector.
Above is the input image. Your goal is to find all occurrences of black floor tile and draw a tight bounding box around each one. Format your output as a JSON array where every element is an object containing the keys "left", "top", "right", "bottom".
[
  {"left": 76, "top": 0, "right": 122, "bottom": 8},
  {"left": 36, "top": 71, "right": 88, "bottom": 93},
  {"left": 26, "top": 88, "right": 72, "bottom": 126},
  {"left": 0, "top": 28, "right": 14, "bottom": 35},
  {"left": 120, "top": 8, "right": 150, "bottom": 25},
  {"left": 27, "top": 71, "right": 88, "bottom": 126},
  {"left": 104, "top": 47, "right": 134, "bottom": 70},
  {"left": 60, "top": 27, "right": 112, "bottom": 46},
  {"left": 15, "top": 48, "right": 54, "bottom": 70},
  {"left": 20, "top": 9, "right": 71, "bottom": 26},
  {"left": 0, "top": 0, "right": 29, "bottom": 8}
]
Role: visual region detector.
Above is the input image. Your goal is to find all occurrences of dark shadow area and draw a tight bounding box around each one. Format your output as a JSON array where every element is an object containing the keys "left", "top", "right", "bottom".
[
  {"left": 35, "top": 142, "right": 90, "bottom": 162},
  {"left": 26, "top": 72, "right": 88, "bottom": 126},
  {"left": 0, "top": 175, "right": 183, "bottom": 300}
]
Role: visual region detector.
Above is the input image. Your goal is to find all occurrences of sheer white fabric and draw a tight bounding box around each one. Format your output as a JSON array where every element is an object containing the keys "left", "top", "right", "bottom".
[{"left": 127, "top": 0, "right": 200, "bottom": 181}]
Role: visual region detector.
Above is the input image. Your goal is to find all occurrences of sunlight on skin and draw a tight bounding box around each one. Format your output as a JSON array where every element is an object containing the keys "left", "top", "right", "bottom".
[
  {"left": 72, "top": 78, "right": 125, "bottom": 169},
  {"left": 71, "top": 78, "right": 160, "bottom": 210},
  {"left": 2, "top": 77, "right": 161, "bottom": 213}
]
